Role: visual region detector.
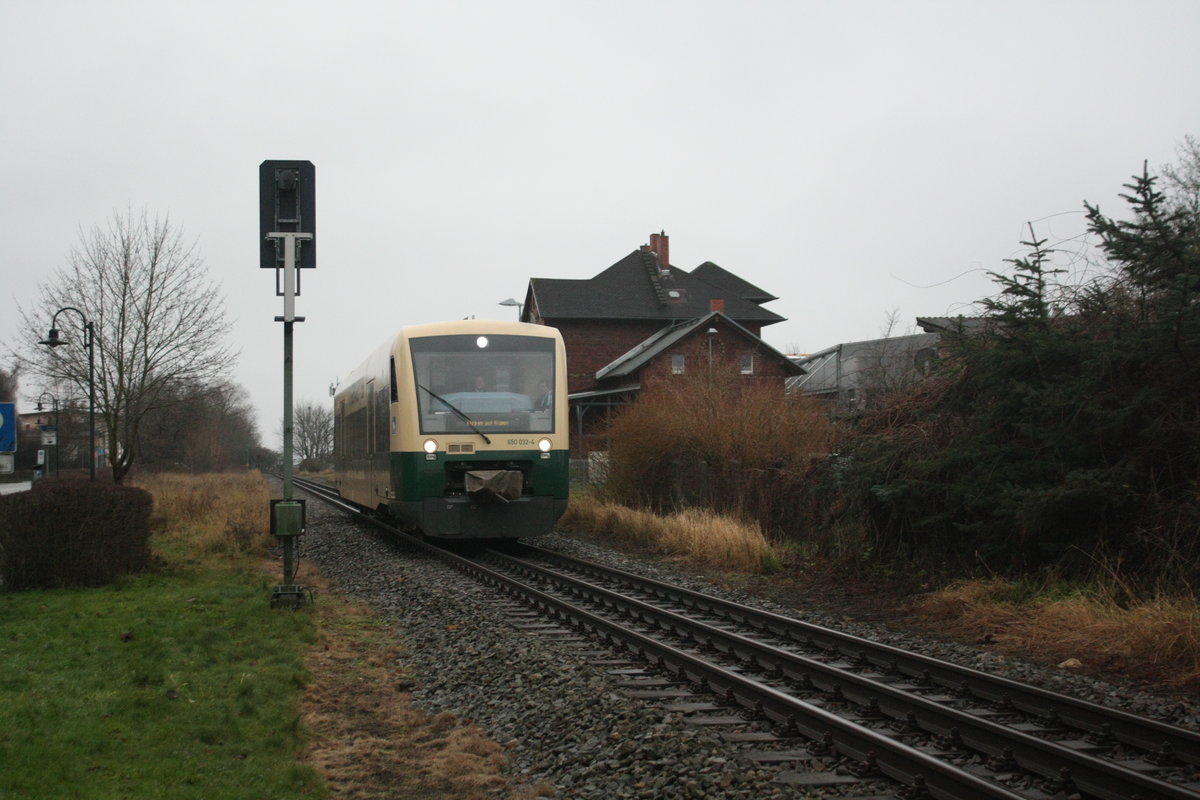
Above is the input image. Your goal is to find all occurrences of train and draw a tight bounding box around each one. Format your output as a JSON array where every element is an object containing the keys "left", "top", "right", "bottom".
[{"left": 333, "top": 319, "right": 569, "bottom": 539}]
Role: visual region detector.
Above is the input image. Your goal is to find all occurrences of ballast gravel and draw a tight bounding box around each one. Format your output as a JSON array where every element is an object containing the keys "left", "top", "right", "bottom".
[
  {"left": 297, "top": 499, "right": 1198, "bottom": 799},
  {"left": 537, "top": 534, "right": 1200, "bottom": 734}
]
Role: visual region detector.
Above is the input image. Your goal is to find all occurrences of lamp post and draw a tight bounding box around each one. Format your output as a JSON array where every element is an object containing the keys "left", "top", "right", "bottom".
[
  {"left": 34, "top": 392, "right": 59, "bottom": 479},
  {"left": 498, "top": 297, "right": 523, "bottom": 319},
  {"left": 39, "top": 307, "right": 96, "bottom": 482}
]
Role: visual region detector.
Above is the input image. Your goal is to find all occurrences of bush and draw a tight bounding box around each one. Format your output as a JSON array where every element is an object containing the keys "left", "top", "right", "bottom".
[
  {"left": 808, "top": 164, "right": 1200, "bottom": 589},
  {"left": 0, "top": 480, "right": 154, "bottom": 590},
  {"left": 602, "top": 357, "right": 834, "bottom": 538}
]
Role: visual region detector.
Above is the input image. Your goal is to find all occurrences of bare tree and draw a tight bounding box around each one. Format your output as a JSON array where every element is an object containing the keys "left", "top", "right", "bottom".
[
  {"left": 0, "top": 364, "right": 16, "bottom": 403},
  {"left": 1162, "top": 134, "right": 1200, "bottom": 216},
  {"left": 139, "top": 380, "right": 261, "bottom": 471},
  {"left": 17, "top": 208, "right": 235, "bottom": 483},
  {"left": 293, "top": 399, "right": 334, "bottom": 470}
]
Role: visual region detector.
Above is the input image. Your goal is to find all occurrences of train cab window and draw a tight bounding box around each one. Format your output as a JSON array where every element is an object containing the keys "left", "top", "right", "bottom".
[{"left": 411, "top": 334, "right": 556, "bottom": 435}]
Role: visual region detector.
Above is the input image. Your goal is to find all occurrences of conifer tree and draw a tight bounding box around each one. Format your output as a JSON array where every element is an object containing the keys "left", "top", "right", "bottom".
[{"left": 824, "top": 147, "right": 1200, "bottom": 588}]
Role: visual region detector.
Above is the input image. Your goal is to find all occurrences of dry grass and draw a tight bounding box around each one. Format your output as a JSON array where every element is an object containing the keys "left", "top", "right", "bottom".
[
  {"left": 916, "top": 579, "right": 1200, "bottom": 687},
  {"left": 300, "top": 570, "right": 554, "bottom": 799},
  {"left": 559, "top": 493, "right": 778, "bottom": 574},
  {"left": 134, "top": 471, "right": 274, "bottom": 555},
  {"left": 601, "top": 356, "right": 834, "bottom": 532}
]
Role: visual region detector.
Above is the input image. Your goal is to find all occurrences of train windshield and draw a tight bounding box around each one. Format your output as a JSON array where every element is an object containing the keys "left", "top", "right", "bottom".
[{"left": 411, "top": 334, "right": 556, "bottom": 435}]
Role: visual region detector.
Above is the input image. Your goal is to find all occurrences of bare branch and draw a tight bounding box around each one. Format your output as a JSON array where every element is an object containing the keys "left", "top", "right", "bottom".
[{"left": 15, "top": 207, "right": 236, "bottom": 482}]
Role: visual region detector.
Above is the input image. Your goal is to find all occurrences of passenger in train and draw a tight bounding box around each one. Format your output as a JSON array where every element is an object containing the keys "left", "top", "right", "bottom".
[{"left": 534, "top": 379, "right": 553, "bottom": 410}]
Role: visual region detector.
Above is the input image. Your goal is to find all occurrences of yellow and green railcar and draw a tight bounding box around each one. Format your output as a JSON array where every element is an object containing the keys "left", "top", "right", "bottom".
[{"left": 333, "top": 320, "right": 569, "bottom": 539}]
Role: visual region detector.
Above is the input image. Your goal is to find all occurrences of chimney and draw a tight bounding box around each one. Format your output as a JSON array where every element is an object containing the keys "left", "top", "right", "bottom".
[
  {"left": 710, "top": 298, "right": 725, "bottom": 313},
  {"left": 648, "top": 230, "right": 670, "bottom": 276}
]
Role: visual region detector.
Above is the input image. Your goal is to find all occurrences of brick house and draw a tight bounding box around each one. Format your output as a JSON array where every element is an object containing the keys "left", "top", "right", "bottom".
[{"left": 518, "top": 232, "right": 799, "bottom": 455}]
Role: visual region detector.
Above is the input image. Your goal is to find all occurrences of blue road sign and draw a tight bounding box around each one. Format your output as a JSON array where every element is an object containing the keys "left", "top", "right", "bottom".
[{"left": 0, "top": 403, "right": 15, "bottom": 453}]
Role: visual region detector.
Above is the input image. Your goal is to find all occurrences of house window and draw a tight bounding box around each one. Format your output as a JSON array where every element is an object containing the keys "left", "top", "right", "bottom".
[
  {"left": 740, "top": 353, "right": 754, "bottom": 374},
  {"left": 671, "top": 354, "right": 685, "bottom": 375}
]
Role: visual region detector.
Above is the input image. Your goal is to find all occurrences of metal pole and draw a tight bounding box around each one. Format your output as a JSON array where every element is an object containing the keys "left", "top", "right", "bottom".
[
  {"left": 282, "top": 235, "right": 296, "bottom": 503},
  {"left": 268, "top": 230, "right": 309, "bottom": 606},
  {"left": 41, "top": 309, "right": 96, "bottom": 481},
  {"left": 281, "top": 233, "right": 297, "bottom": 585},
  {"left": 282, "top": 316, "right": 295, "bottom": 584},
  {"left": 87, "top": 321, "right": 95, "bottom": 481}
]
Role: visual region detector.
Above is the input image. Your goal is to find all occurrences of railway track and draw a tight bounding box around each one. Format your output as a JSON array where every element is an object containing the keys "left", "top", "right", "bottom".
[{"left": 288, "top": 475, "right": 1200, "bottom": 800}]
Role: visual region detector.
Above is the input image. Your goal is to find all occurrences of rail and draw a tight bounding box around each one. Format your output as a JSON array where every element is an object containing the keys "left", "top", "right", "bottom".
[{"left": 284, "top": 474, "right": 1200, "bottom": 800}]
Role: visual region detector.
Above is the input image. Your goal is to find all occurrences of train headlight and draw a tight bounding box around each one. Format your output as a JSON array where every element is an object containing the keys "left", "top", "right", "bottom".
[
  {"left": 423, "top": 438, "right": 438, "bottom": 455},
  {"left": 538, "top": 438, "right": 552, "bottom": 453}
]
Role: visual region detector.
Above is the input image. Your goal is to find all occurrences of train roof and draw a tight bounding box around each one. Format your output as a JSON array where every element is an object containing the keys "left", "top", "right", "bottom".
[
  {"left": 336, "top": 320, "right": 563, "bottom": 401},
  {"left": 394, "top": 319, "right": 562, "bottom": 341}
]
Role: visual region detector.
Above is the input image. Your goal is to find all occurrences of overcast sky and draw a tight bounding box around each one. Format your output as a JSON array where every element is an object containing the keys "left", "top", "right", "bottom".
[{"left": 3, "top": 1, "right": 1198, "bottom": 448}]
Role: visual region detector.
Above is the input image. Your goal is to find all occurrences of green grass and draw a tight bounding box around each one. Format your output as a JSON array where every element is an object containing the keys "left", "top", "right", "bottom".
[{"left": 0, "top": 559, "right": 325, "bottom": 799}]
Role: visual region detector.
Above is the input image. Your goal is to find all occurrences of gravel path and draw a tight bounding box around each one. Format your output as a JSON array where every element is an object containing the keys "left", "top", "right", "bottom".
[{"left": 298, "top": 497, "right": 1199, "bottom": 799}]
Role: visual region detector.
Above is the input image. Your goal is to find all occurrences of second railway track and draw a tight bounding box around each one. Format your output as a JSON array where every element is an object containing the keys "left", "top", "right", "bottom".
[{"left": 289, "top": 474, "right": 1200, "bottom": 800}]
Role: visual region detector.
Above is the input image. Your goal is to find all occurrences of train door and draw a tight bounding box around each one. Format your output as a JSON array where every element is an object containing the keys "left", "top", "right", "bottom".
[
  {"left": 366, "top": 379, "right": 380, "bottom": 500},
  {"left": 334, "top": 398, "right": 345, "bottom": 486},
  {"left": 366, "top": 379, "right": 377, "bottom": 457}
]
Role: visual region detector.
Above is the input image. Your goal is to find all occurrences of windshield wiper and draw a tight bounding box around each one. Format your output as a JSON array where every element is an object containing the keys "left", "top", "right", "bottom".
[{"left": 417, "top": 384, "right": 492, "bottom": 445}]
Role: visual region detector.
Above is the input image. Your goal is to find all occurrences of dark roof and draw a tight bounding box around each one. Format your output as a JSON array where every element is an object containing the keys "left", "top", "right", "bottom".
[
  {"left": 595, "top": 311, "right": 803, "bottom": 381},
  {"left": 915, "top": 316, "right": 993, "bottom": 336},
  {"left": 690, "top": 261, "right": 777, "bottom": 303},
  {"left": 526, "top": 248, "right": 785, "bottom": 326}
]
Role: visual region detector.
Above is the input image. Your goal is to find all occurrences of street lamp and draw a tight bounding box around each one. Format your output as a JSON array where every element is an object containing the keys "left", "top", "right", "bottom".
[
  {"left": 39, "top": 307, "right": 96, "bottom": 481},
  {"left": 34, "top": 392, "right": 60, "bottom": 479},
  {"left": 498, "top": 297, "right": 523, "bottom": 319}
]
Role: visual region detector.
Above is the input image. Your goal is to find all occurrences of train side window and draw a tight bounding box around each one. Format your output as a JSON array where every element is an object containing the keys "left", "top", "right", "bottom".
[{"left": 389, "top": 356, "right": 398, "bottom": 402}]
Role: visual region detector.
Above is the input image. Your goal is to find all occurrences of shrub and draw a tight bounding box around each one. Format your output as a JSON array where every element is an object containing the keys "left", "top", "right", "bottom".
[
  {"left": 0, "top": 480, "right": 153, "bottom": 590},
  {"left": 602, "top": 357, "right": 834, "bottom": 538},
  {"left": 812, "top": 168, "right": 1200, "bottom": 589}
]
